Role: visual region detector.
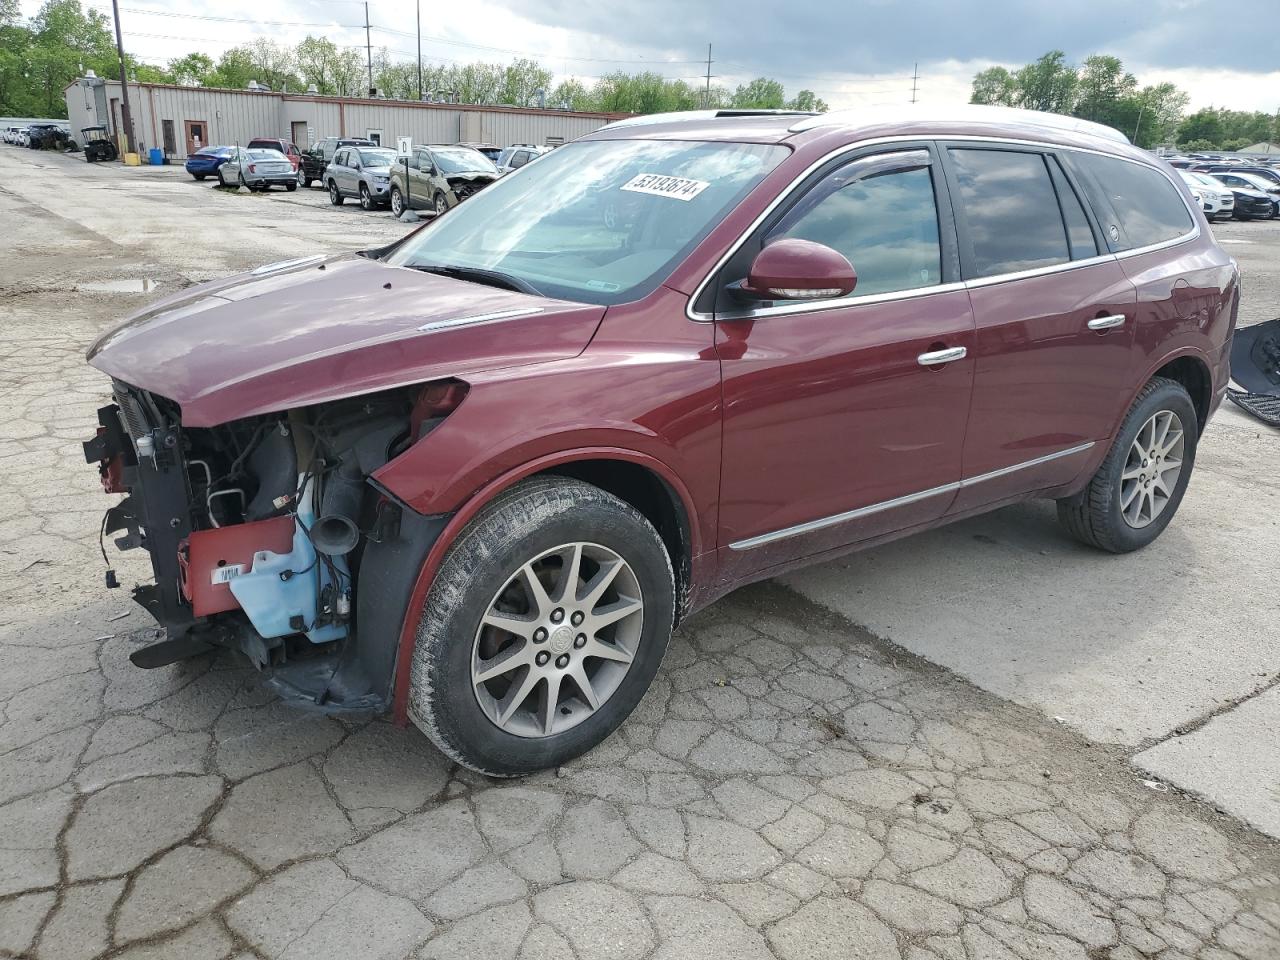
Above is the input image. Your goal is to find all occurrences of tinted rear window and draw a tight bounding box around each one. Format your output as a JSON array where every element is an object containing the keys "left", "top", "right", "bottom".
[
  {"left": 948, "top": 149, "right": 1071, "bottom": 278},
  {"left": 1065, "top": 153, "right": 1193, "bottom": 251}
]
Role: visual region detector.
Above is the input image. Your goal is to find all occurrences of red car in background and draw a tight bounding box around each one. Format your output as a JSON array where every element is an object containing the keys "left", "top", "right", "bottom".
[
  {"left": 84, "top": 106, "right": 1237, "bottom": 776},
  {"left": 247, "top": 137, "right": 302, "bottom": 178}
]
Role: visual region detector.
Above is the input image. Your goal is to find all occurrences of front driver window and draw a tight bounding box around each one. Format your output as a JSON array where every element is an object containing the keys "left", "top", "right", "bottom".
[{"left": 767, "top": 150, "right": 943, "bottom": 297}]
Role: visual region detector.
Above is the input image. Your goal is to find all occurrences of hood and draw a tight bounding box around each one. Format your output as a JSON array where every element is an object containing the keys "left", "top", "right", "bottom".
[
  {"left": 445, "top": 170, "right": 497, "bottom": 182},
  {"left": 88, "top": 254, "right": 605, "bottom": 427},
  {"left": 1231, "top": 187, "right": 1271, "bottom": 199},
  {"left": 365, "top": 165, "right": 393, "bottom": 175}
]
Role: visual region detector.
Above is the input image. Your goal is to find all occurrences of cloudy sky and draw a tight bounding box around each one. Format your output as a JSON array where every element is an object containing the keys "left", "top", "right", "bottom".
[{"left": 32, "top": 0, "right": 1280, "bottom": 112}]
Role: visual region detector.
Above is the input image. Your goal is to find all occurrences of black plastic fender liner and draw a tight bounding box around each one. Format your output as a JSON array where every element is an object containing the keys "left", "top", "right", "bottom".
[
  {"left": 265, "top": 501, "right": 447, "bottom": 712},
  {"left": 1227, "top": 318, "right": 1280, "bottom": 427},
  {"left": 1230, "top": 317, "right": 1280, "bottom": 396}
]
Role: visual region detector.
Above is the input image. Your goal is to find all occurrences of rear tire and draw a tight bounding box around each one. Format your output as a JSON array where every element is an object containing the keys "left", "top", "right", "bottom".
[
  {"left": 1056, "top": 376, "right": 1198, "bottom": 553},
  {"left": 409, "top": 477, "right": 675, "bottom": 776},
  {"left": 192, "top": 173, "right": 205, "bottom": 181}
]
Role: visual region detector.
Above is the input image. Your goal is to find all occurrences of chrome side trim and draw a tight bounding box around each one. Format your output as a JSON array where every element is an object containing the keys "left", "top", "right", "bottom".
[
  {"left": 687, "top": 134, "right": 1199, "bottom": 324},
  {"left": 417, "top": 307, "right": 543, "bottom": 333},
  {"left": 959, "top": 441, "right": 1095, "bottom": 487},
  {"left": 727, "top": 481, "right": 960, "bottom": 551},
  {"left": 726, "top": 440, "right": 1096, "bottom": 551}
]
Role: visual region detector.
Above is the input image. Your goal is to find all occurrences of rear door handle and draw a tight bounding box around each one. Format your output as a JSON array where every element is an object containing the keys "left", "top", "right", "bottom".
[
  {"left": 917, "top": 346, "right": 967, "bottom": 366},
  {"left": 1088, "top": 314, "right": 1126, "bottom": 331}
]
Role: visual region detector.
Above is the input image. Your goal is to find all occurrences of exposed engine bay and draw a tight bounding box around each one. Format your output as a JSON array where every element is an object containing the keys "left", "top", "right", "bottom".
[
  {"left": 446, "top": 172, "right": 497, "bottom": 203},
  {"left": 84, "top": 380, "right": 460, "bottom": 710}
]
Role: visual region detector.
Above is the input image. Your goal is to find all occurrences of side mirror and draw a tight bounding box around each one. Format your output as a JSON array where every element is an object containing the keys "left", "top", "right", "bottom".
[{"left": 735, "top": 238, "right": 857, "bottom": 302}]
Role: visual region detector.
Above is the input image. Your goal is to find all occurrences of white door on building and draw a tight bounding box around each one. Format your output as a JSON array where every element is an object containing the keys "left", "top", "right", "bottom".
[{"left": 366, "top": 129, "right": 383, "bottom": 145}]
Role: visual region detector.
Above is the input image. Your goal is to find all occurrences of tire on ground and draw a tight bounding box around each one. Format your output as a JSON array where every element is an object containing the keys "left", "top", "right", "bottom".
[
  {"left": 408, "top": 476, "right": 675, "bottom": 776},
  {"left": 1056, "top": 376, "right": 1198, "bottom": 553}
]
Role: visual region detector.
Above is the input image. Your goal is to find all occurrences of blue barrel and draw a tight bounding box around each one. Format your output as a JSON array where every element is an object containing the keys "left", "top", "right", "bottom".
[{"left": 148, "top": 147, "right": 163, "bottom": 165}]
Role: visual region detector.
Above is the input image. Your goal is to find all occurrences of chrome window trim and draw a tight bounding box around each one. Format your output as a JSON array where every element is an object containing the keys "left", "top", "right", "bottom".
[
  {"left": 727, "top": 441, "right": 1095, "bottom": 551},
  {"left": 686, "top": 134, "right": 1200, "bottom": 324}
]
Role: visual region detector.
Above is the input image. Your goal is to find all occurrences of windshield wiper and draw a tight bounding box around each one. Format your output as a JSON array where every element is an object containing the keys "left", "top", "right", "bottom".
[{"left": 408, "top": 263, "right": 543, "bottom": 297}]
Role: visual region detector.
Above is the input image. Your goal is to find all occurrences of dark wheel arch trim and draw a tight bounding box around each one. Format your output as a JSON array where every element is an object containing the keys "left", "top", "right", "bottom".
[{"left": 387, "top": 448, "right": 702, "bottom": 724}]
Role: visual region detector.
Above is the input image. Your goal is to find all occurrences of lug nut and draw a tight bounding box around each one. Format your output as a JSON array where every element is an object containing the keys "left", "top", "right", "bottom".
[
  {"left": 574, "top": 634, "right": 587, "bottom": 649},
  {"left": 570, "top": 611, "right": 584, "bottom": 627},
  {"left": 555, "top": 654, "right": 570, "bottom": 669},
  {"left": 550, "top": 608, "right": 564, "bottom": 624},
  {"left": 536, "top": 651, "right": 550, "bottom": 666},
  {"left": 533, "top": 627, "right": 547, "bottom": 643}
]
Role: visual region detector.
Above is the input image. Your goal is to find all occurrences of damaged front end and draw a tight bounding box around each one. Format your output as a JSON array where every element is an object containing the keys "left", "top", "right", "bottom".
[
  {"left": 445, "top": 171, "right": 497, "bottom": 204},
  {"left": 84, "top": 381, "right": 457, "bottom": 711}
]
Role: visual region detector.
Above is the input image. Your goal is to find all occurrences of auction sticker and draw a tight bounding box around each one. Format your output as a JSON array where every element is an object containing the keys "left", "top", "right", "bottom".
[{"left": 621, "top": 173, "right": 710, "bottom": 201}]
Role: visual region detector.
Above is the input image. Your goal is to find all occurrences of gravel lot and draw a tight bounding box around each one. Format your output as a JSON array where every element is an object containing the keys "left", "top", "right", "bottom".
[{"left": 1, "top": 147, "right": 1278, "bottom": 960}]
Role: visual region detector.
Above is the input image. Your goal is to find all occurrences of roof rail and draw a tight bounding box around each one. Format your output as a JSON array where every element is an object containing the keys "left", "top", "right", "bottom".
[
  {"left": 603, "top": 108, "right": 816, "bottom": 130},
  {"left": 788, "top": 104, "right": 1129, "bottom": 144}
]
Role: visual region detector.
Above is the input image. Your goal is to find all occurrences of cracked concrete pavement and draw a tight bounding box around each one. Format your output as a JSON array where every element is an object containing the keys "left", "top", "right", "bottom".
[{"left": 1, "top": 147, "right": 1277, "bottom": 960}]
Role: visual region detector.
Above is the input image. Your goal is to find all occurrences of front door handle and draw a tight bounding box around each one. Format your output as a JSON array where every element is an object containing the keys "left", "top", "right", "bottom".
[
  {"left": 1088, "top": 314, "right": 1126, "bottom": 331},
  {"left": 917, "top": 346, "right": 967, "bottom": 366}
]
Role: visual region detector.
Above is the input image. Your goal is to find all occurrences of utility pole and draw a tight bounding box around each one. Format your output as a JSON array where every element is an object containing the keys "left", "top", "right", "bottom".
[
  {"left": 910, "top": 62, "right": 918, "bottom": 104},
  {"left": 703, "top": 44, "right": 713, "bottom": 108},
  {"left": 416, "top": 0, "right": 423, "bottom": 100},
  {"left": 110, "top": 0, "right": 134, "bottom": 154},
  {"left": 364, "top": 1, "right": 374, "bottom": 96}
]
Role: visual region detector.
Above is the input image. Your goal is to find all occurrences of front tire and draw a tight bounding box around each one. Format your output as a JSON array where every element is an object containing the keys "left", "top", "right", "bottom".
[
  {"left": 328, "top": 180, "right": 343, "bottom": 205},
  {"left": 409, "top": 477, "right": 675, "bottom": 776},
  {"left": 433, "top": 191, "right": 447, "bottom": 216},
  {"left": 286, "top": 181, "right": 297, "bottom": 192},
  {"left": 390, "top": 186, "right": 404, "bottom": 217},
  {"left": 359, "top": 184, "right": 374, "bottom": 210},
  {"left": 1056, "top": 376, "right": 1198, "bottom": 553}
]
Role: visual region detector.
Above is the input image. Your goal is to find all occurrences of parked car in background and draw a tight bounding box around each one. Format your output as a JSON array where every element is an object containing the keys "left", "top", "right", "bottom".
[
  {"left": 1212, "top": 172, "right": 1279, "bottom": 218},
  {"left": 184, "top": 145, "right": 234, "bottom": 180},
  {"left": 1177, "top": 170, "right": 1235, "bottom": 220},
  {"left": 300, "top": 137, "right": 375, "bottom": 187},
  {"left": 496, "top": 144, "right": 548, "bottom": 174},
  {"left": 26, "top": 123, "right": 67, "bottom": 149},
  {"left": 247, "top": 138, "right": 303, "bottom": 179},
  {"left": 3, "top": 126, "right": 22, "bottom": 144},
  {"left": 1215, "top": 165, "right": 1280, "bottom": 190},
  {"left": 216, "top": 147, "right": 298, "bottom": 191},
  {"left": 83, "top": 106, "right": 1237, "bottom": 776},
  {"left": 388, "top": 144, "right": 500, "bottom": 217},
  {"left": 458, "top": 141, "right": 502, "bottom": 162},
  {"left": 324, "top": 145, "right": 399, "bottom": 208}
]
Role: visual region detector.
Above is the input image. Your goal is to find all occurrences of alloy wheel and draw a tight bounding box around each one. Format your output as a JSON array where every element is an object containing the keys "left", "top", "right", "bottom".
[
  {"left": 390, "top": 188, "right": 403, "bottom": 217},
  {"left": 1120, "top": 410, "right": 1185, "bottom": 528},
  {"left": 434, "top": 192, "right": 447, "bottom": 215},
  {"left": 360, "top": 185, "right": 373, "bottom": 210},
  {"left": 471, "top": 542, "right": 644, "bottom": 738}
]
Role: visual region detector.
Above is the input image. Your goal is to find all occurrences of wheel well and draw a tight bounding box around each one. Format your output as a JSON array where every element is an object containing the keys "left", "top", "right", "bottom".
[
  {"left": 542, "top": 460, "right": 693, "bottom": 621},
  {"left": 1153, "top": 356, "right": 1211, "bottom": 430}
]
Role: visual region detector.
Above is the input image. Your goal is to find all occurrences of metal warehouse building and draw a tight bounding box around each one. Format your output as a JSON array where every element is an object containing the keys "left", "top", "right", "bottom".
[{"left": 64, "top": 76, "right": 627, "bottom": 160}]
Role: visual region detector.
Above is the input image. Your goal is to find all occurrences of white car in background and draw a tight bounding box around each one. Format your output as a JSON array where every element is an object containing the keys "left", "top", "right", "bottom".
[{"left": 1178, "top": 170, "right": 1234, "bottom": 221}]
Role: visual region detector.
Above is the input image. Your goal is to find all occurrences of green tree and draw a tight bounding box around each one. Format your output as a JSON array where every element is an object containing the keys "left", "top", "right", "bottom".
[
  {"left": 22, "top": 0, "right": 118, "bottom": 116},
  {"left": 731, "top": 77, "right": 785, "bottom": 109},
  {"left": 787, "top": 89, "right": 828, "bottom": 112},
  {"left": 296, "top": 37, "right": 363, "bottom": 96},
  {"left": 207, "top": 47, "right": 256, "bottom": 90},
  {"left": 549, "top": 78, "right": 592, "bottom": 111},
  {"left": 1178, "top": 108, "right": 1224, "bottom": 147},
  {"left": 1013, "top": 50, "right": 1077, "bottom": 113},
  {"left": 1073, "top": 55, "right": 1136, "bottom": 126},
  {"left": 970, "top": 66, "right": 1017, "bottom": 106},
  {"left": 164, "top": 52, "right": 215, "bottom": 87}
]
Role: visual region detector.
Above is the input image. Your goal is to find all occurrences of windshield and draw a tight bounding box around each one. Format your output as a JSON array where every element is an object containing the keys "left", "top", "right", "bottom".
[
  {"left": 1181, "top": 171, "right": 1216, "bottom": 188},
  {"left": 358, "top": 148, "right": 397, "bottom": 166},
  {"left": 385, "top": 138, "right": 786, "bottom": 306},
  {"left": 432, "top": 147, "right": 498, "bottom": 175}
]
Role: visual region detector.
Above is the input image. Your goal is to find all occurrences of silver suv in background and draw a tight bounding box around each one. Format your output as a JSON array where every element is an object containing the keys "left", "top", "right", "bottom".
[
  {"left": 496, "top": 144, "right": 549, "bottom": 175},
  {"left": 324, "top": 145, "right": 399, "bottom": 209}
]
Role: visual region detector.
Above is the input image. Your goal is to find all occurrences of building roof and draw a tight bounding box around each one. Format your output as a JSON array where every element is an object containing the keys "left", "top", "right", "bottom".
[
  {"left": 64, "top": 77, "right": 630, "bottom": 121},
  {"left": 1240, "top": 142, "right": 1279, "bottom": 155}
]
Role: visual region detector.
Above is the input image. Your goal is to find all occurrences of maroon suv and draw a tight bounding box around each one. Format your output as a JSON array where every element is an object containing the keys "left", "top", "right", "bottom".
[{"left": 84, "top": 106, "right": 1238, "bottom": 775}]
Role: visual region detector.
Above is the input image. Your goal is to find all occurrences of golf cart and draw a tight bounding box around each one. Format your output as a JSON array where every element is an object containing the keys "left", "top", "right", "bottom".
[{"left": 82, "top": 126, "right": 118, "bottom": 162}]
